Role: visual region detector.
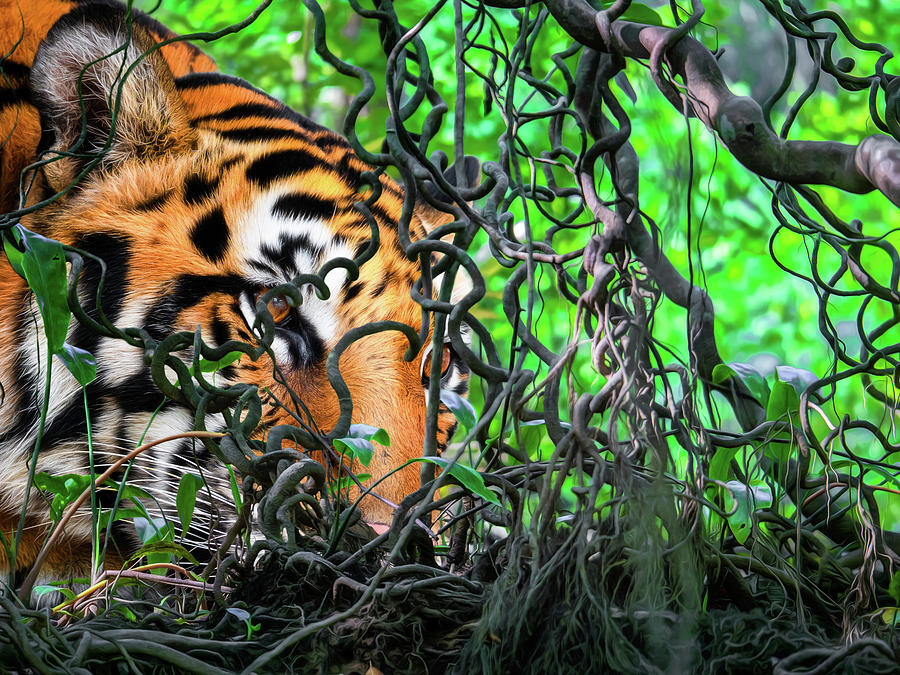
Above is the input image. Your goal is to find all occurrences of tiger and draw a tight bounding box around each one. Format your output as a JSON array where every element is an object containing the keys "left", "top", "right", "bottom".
[{"left": 0, "top": 0, "right": 471, "bottom": 592}]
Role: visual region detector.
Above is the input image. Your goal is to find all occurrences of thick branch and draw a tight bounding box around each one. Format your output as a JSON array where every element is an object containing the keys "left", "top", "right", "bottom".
[{"left": 545, "top": 0, "right": 900, "bottom": 207}]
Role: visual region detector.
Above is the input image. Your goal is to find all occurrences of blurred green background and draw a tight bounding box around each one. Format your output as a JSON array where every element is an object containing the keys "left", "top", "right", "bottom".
[{"left": 138, "top": 0, "right": 900, "bottom": 525}]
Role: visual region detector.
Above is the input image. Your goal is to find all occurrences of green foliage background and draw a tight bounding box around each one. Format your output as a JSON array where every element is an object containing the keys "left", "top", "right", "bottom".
[{"left": 139, "top": 0, "right": 900, "bottom": 526}]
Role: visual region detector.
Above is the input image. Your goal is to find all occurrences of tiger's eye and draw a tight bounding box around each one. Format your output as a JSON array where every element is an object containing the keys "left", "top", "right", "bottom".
[
  {"left": 423, "top": 344, "right": 452, "bottom": 378},
  {"left": 256, "top": 291, "right": 291, "bottom": 323}
]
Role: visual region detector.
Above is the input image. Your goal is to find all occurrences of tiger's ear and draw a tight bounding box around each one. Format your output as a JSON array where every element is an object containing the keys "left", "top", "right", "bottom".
[{"left": 30, "top": 10, "right": 193, "bottom": 194}]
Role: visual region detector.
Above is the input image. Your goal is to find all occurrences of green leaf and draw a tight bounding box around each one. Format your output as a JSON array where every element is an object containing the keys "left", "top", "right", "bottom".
[
  {"left": 133, "top": 517, "right": 172, "bottom": 545},
  {"left": 127, "top": 540, "right": 199, "bottom": 566},
  {"left": 15, "top": 225, "right": 70, "bottom": 354},
  {"left": 440, "top": 389, "right": 477, "bottom": 431},
  {"left": 34, "top": 472, "right": 91, "bottom": 520},
  {"left": 56, "top": 343, "right": 97, "bottom": 386},
  {"left": 227, "top": 607, "right": 251, "bottom": 622},
  {"left": 176, "top": 473, "right": 205, "bottom": 534},
  {"left": 763, "top": 377, "right": 800, "bottom": 463},
  {"left": 97, "top": 507, "right": 147, "bottom": 529},
  {"left": 190, "top": 350, "right": 244, "bottom": 375},
  {"left": 766, "top": 378, "right": 800, "bottom": 421},
  {"left": 110, "top": 483, "right": 156, "bottom": 503},
  {"left": 709, "top": 446, "right": 738, "bottom": 481},
  {"left": 334, "top": 437, "right": 374, "bottom": 467},
  {"left": 712, "top": 362, "right": 770, "bottom": 405},
  {"left": 33, "top": 472, "right": 68, "bottom": 495},
  {"left": 622, "top": 2, "right": 664, "bottom": 26},
  {"left": 33, "top": 585, "right": 75, "bottom": 601},
  {"left": 345, "top": 423, "right": 391, "bottom": 447},
  {"left": 227, "top": 465, "right": 242, "bottom": 510},
  {"left": 774, "top": 366, "right": 819, "bottom": 400},
  {"left": 412, "top": 456, "right": 501, "bottom": 507},
  {"left": 889, "top": 571, "right": 900, "bottom": 604},
  {"left": 722, "top": 481, "right": 771, "bottom": 545},
  {"left": 3, "top": 235, "right": 24, "bottom": 276},
  {"left": 115, "top": 605, "right": 138, "bottom": 622}
]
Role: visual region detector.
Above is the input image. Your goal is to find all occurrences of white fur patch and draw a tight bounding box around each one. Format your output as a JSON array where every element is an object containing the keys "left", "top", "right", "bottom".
[{"left": 234, "top": 191, "right": 355, "bottom": 352}]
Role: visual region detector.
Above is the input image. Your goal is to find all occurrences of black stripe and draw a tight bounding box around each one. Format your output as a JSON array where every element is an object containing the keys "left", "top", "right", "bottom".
[
  {"left": 193, "top": 102, "right": 287, "bottom": 124},
  {"left": 0, "top": 59, "right": 31, "bottom": 110},
  {"left": 334, "top": 152, "right": 363, "bottom": 191},
  {"left": 143, "top": 274, "right": 244, "bottom": 343},
  {"left": 132, "top": 191, "right": 171, "bottom": 211},
  {"left": 211, "top": 314, "right": 231, "bottom": 347},
  {"left": 352, "top": 241, "right": 369, "bottom": 260},
  {"left": 343, "top": 282, "right": 364, "bottom": 301},
  {"left": 39, "top": 392, "right": 102, "bottom": 453},
  {"left": 175, "top": 74, "right": 326, "bottom": 132},
  {"left": 214, "top": 127, "right": 310, "bottom": 144},
  {"left": 246, "top": 149, "right": 320, "bottom": 188},
  {"left": 0, "top": 61, "right": 30, "bottom": 80},
  {"left": 370, "top": 203, "right": 398, "bottom": 229},
  {"left": 258, "top": 232, "right": 321, "bottom": 274},
  {"left": 373, "top": 273, "right": 391, "bottom": 297},
  {"left": 111, "top": 372, "right": 166, "bottom": 414},
  {"left": 309, "top": 134, "right": 351, "bottom": 151},
  {"left": 0, "top": 84, "right": 31, "bottom": 111},
  {"left": 0, "top": 293, "right": 41, "bottom": 447},
  {"left": 275, "top": 314, "right": 325, "bottom": 367},
  {"left": 272, "top": 192, "right": 337, "bottom": 223},
  {"left": 69, "top": 233, "right": 132, "bottom": 356},
  {"left": 176, "top": 71, "right": 268, "bottom": 94},
  {"left": 190, "top": 208, "right": 230, "bottom": 263},
  {"left": 183, "top": 173, "right": 218, "bottom": 206}
]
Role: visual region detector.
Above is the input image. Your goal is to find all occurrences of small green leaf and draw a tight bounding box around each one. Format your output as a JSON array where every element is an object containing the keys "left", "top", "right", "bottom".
[
  {"left": 110, "top": 483, "right": 155, "bottom": 503},
  {"left": 227, "top": 607, "right": 251, "bottom": 622},
  {"left": 97, "top": 507, "right": 146, "bottom": 529},
  {"left": 334, "top": 437, "right": 374, "bottom": 467},
  {"left": 766, "top": 379, "right": 800, "bottom": 421},
  {"left": 712, "top": 362, "right": 770, "bottom": 404},
  {"left": 128, "top": 540, "right": 199, "bottom": 566},
  {"left": 774, "top": 366, "right": 819, "bottom": 400},
  {"left": 16, "top": 225, "right": 70, "bottom": 354},
  {"left": 709, "top": 446, "right": 738, "bottom": 481},
  {"left": 722, "top": 481, "right": 771, "bottom": 545},
  {"left": 33, "top": 584, "right": 75, "bottom": 599},
  {"left": 440, "top": 389, "right": 477, "bottom": 431},
  {"left": 34, "top": 472, "right": 91, "bottom": 520},
  {"left": 33, "top": 472, "right": 68, "bottom": 495},
  {"left": 176, "top": 473, "right": 205, "bottom": 534},
  {"left": 412, "top": 456, "right": 501, "bottom": 507},
  {"left": 622, "top": 2, "right": 664, "bottom": 26},
  {"left": 345, "top": 423, "right": 391, "bottom": 446},
  {"left": 3, "top": 236, "right": 24, "bottom": 276},
  {"left": 115, "top": 605, "right": 138, "bottom": 622},
  {"left": 56, "top": 343, "right": 97, "bottom": 386},
  {"left": 190, "top": 350, "right": 244, "bottom": 375},
  {"left": 133, "top": 517, "right": 172, "bottom": 545},
  {"left": 889, "top": 571, "right": 900, "bottom": 604},
  {"left": 227, "top": 465, "right": 242, "bottom": 510}
]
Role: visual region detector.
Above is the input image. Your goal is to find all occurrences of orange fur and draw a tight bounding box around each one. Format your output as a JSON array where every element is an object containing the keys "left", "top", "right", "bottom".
[{"left": 0, "top": 0, "right": 467, "bottom": 588}]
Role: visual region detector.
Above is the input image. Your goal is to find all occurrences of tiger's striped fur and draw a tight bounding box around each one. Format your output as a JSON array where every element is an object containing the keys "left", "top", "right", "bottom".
[{"left": 0, "top": 0, "right": 468, "bottom": 589}]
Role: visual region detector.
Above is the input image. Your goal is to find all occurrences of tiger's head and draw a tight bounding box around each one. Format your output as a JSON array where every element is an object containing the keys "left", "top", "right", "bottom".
[{"left": 7, "top": 3, "right": 471, "bottom": 562}]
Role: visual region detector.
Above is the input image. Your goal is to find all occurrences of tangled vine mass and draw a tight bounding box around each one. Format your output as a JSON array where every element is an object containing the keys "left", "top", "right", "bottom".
[{"left": 3, "top": 0, "right": 900, "bottom": 672}]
